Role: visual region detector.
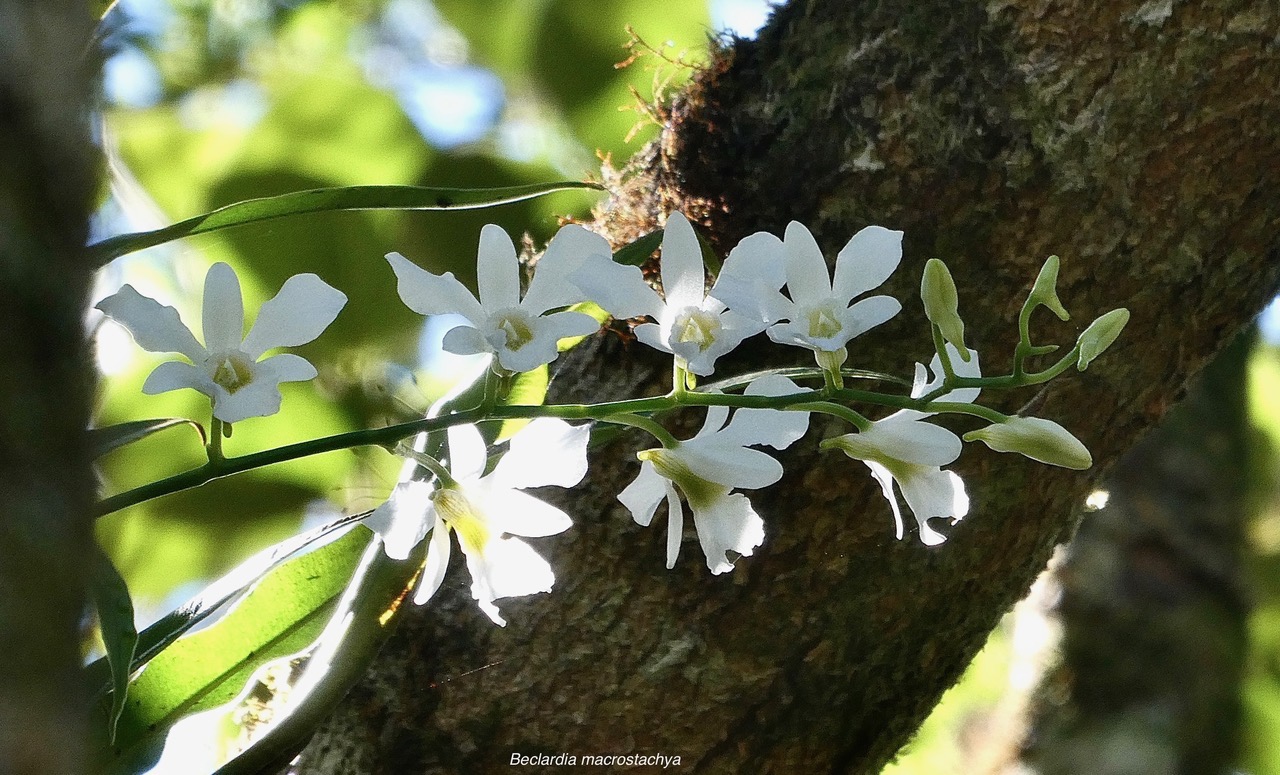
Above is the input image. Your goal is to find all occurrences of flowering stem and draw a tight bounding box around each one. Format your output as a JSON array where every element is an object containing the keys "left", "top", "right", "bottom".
[
  {"left": 600, "top": 414, "right": 680, "bottom": 448},
  {"left": 793, "top": 401, "right": 870, "bottom": 431},
  {"left": 672, "top": 362, "right": 689, "bottom": 398},
  {"left": 397, "top": 446, "right": 457, "bottom": 487},
  {"left": 95, "top": 360, "right": 1067, "bottom": 516},
  {"left": 931, "top": 325, "right": 957, "bottom": 384},
  {"left": 207, "top": 418, "right": 225, "bottom": 465}
]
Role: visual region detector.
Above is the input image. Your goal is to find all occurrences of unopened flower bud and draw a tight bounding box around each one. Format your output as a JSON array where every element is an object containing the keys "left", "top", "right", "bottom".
[
  {"left": 1028, "top": 256, "right": 1069, "bottom": 321},
  {"left": 963, "top": 416, "right": 1092, "bottom": 470},
  {"left": 1076, "top": 308, "right": 1130, "bottom": 371},
  {"left": 920, "top": 259, "right": 970, "bottom": 362}
]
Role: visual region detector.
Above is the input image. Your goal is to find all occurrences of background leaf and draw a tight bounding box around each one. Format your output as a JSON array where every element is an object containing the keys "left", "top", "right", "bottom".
[{"left": 91, "top": 544, "right": 139, "bottom": 742}]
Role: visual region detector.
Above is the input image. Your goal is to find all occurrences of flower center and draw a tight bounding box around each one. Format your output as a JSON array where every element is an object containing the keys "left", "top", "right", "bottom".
[
  {"left": 432, "top": 487, "right": 490, "bottom": 554},
  {"left": 640, "top": 448, "right": 723, "bottom": 509},
  {"left": 210, "top": 351, "right": 255, "bottom": 394},
  {"left": 672, "top": 308, "right": 721, "bottom": 352},
  {"left": 803, "top": 301, "right": 844, "bottom": 340},
  {"left": 494, "top": 310, "right": 536, "bottom": 351}
]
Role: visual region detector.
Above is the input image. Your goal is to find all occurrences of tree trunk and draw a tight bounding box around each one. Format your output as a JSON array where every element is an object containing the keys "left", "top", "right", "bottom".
[
  {"left": 0, "top": 4, "right": 100, "bottom": 774},
  {"left": 295, "top": 0, "right": 1280, "bottom": 772},
  {"left": 1014, "top": 335, "right": 1253, "bottom": 775}
]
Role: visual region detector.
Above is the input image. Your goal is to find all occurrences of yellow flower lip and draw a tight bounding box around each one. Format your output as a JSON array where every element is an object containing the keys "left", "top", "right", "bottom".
[
  {"left": 210, "top": 351, "right": 255, "bottom": 394},
  {"left": 673, "top": 308, "right": 721, "bottom": 352},
  {"left": 496, "top": 311, "right": 536, "bottom": 351},
  {"left": 639, "top": 448, "right": 722, "bottom": 509},
  {"left": 432, "top": 486, "right": 491, "bottom": 554}
]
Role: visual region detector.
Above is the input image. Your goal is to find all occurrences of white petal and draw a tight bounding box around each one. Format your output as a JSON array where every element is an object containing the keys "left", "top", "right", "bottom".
[
  {"left": 864, "top": 460, "right": 906, "bottom": 540},
  {"left": 209, "top": 374, "right": 283, "bottom": 424},
  {"left": 441, "top": 324, "right": 492, "bottom": 357},
  {"left": 848, "top": 418, "right": 963, "bottom": 467},
  {"left": 96, "top": 285, "right": 204, "bottom": 361},
  {"left": 632, "top": 322, "right": 671, "bottom": 354},
  {"left": 665, "top": 484, "right": 684, "bottom": 569},
  {"left": 446, "top": 424, "right": 488, "bottom": 482},
  {"left": 482, "top": 487, "right": 573, "bottom": 538},
  {"left": 783, "top": 221, "right": 832, "bottom": 304},
  {"left": 202, "top": 263, "right": 245, "bottom": 353},
  {"left": 495, "top": 338, "right": 558, "bottom": 374},
  {"left": 256, "top": 352, "right": 318, "bottom": 384},
  {"left": 618, "top": 461, "right": 666, "bottom": 527},
  {"left": 386, "top": 252, "right": 484, "bottom": 321},
  {"left": 413, "top": 520, "right": 452, "bottom": 605},
  {"left": 765, "top": 320, "right": 817, "bottom": 351},
  {"left": 491, "top": 417, "right": 590, "bottom": 489},
  {"left": 142, "top": 360, "right": 215, "bottom": 397},
  {"left": 694, "top": 404, "right": 731, "bottom": 439},
  {"left": 896, "top": 465, "right": 969, "bottom": 545},
  {"left": 494, "top": 310, "right": 598, "bottom": 374},
  {"left": 692, "top": 492, "right": 764, "bottom": 575},
  {"left": 841, "top": 295, "right": 902, "bottom": 341},
  {"left": 715, "top": 231, "right": 785, "bottom": 295},
  {"left": 465, "top": 536, "right": 557, "bottom": 625},
  {"left": 240, "top": 274, "right": 347, "bottom": 359},
  {"left": 679, "top": 441, "right": 783, "bottom": 490},
  {"left": 911, "top": 344, "right": 982, "bottom": 403},
  {"left": 568, "top": 260, "right": 663, "bottom": 320},
  {"left": 476, "top": 224, "right": 521, "bottom": 310},
  {"left": 366, "top": 481, "right": 437, "bottom": 561},
  {"left": 718, "top": 375, "right": 810, "bottom": 450},
  {"left": 521, "top": 224, "right": 612, "bottom": 312},
  {"left": 711, "top": 274, "right": 793, "bottom": 325},
  {"left": 659, "top": 212, "right": 707, "bottom": 311},
  {"left": 832, "top": 226, "right": 903, "bottom": 301}
]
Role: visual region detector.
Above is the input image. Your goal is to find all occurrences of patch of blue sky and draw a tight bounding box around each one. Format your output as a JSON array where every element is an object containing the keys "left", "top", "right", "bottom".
[
  {"left": 712, "top": 0, "right": 783, "bottom": 38},
  {"left": 359, "top": 0, "right": 503, "bottom": 148},
  {"left": 393, "top": 65, "right": 505, "bottom": 149},
  {"left": 112, "top": 0, "right": 175, "bottom": 40},
  {"left": 103, "top": 45, "right": 165, "bottom": 108},
  {"left": 1260, "top": 295, "right": 1280, "bottom": 345}
]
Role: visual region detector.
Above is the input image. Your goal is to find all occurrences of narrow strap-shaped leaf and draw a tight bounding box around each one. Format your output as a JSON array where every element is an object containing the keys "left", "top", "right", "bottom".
[
  {"left": 90, "top": 544, "right": 138, "bottom": 742},
  {"left": 88, "top": 181, "right": 604, "bottom": 266},
  {"left": 612, "top": 229, "right": 663, "bottom": 266},
  {"left": 212, "top": 536, "right": 425, "bottom": 775},
  {"left": 90, "top": 418, "right": 205, "bottom": 459},
  {"left": 84, "top": 511, "right": 367, "bottom": 703},
  {"left": 93, "top": 526, "right": 374, "bottom": 774}
]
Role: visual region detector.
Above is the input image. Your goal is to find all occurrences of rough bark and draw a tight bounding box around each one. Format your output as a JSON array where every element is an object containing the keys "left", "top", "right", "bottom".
[
  {"left": 0, "top": 4, "right": 100, "bottom": 774},
  {"left": 1014, "top": 335, "right": 1252, "bottom": 775},
  {"left": 295, "top": 1, "right": 1280, "bottom": 773}
]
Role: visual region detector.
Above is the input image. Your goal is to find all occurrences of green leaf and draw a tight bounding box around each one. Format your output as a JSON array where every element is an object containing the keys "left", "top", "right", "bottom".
[
  {"left": 85, "top": 512, "right": 368, "bottom": 703},
  {"left": 613, "top": 229, "right": 663, "bottom": 266},
  {"left": 211, "top": 537, "right": 425, "bottom": 775},
  {"left": 94, "top": 526, "right": 374, "bottom": 774},
  {"left": 88, "top": 181, "right": 604, "bottom": 266},
  {"left": 91, "top": 545, "right": 138, "bottom": 742},
  {"left": 495, "top": 365, "right": 550, "bottom": 443},
  {"left": 90, "top": 419, "right": 205, "bottom": 459}
]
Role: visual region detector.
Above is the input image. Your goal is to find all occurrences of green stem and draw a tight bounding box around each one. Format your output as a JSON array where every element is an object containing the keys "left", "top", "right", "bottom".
[
  {"left": 207, "top": 418, "right": 225, "bottom": 465},
  {"left": 792, "top": 401, "right": 871, "bottom": 431},
  {"left": 600, "top": 414, "right": 680, "bottom": 449}
]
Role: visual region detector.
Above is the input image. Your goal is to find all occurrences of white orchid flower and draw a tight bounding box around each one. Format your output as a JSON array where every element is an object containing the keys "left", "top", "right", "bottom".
[
  {"left": 617, "top": 375, "right": 809, "bottom": 573},
  {"left": 576, "top": 212, "right": 784, "bottom": 377},
  {"left": 95, "top": 262, "right": 347, "bottom": 424},
  {"left": 823, "top": 344, "right": 980, "bottom": 545},
  {"left": 387, "top": 224, "right": 610, "bottom": 374},
  {"left": 366, "top": 418, "right": 589, "bottom": 626},
  {"left": 721, "top": 221, "right": 903, "bottom": 365}
]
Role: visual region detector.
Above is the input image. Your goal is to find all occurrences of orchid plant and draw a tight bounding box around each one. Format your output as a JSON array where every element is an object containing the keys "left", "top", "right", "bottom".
[{"left": 86, "top": 187, "right": 1128, "bottom": 774}]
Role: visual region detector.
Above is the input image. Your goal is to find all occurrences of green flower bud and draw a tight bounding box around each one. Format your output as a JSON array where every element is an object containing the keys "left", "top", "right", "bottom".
[
  {"left": 963, "top": 416, "right": 1092, "bottom": 470},
  {"left": 1028, "top": 256, "right": 1070, "bottom": 321},
  {"left": 920, "top": 258, "right": 970, "bottom": 362},
  {"left": 1076, "top": 308, "right": 1130, "bottom": 371}
]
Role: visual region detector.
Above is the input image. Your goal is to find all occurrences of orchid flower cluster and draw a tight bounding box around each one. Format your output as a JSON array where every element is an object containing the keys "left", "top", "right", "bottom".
[{"left": 96, "top": 212, "right": 1128, "bottom": 626}]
